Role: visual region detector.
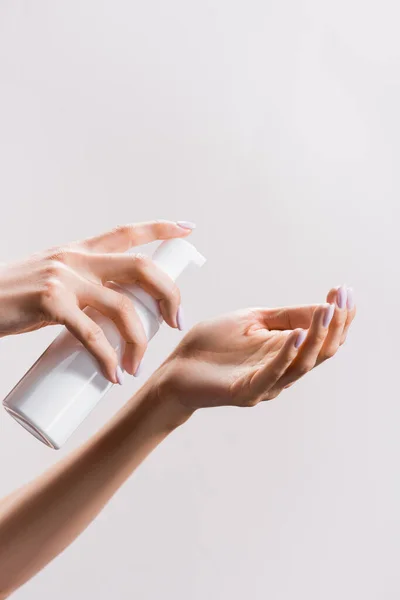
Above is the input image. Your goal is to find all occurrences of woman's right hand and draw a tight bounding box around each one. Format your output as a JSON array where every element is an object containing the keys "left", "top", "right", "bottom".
[{"left": 0, "top": 220, "right": 195, "bottom": 383}]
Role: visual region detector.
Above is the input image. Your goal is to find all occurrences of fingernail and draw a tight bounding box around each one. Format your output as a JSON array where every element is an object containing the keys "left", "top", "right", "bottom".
[
  {"left": 116, "top": 365, "right": 124, "bottom": 385},
  {"left": 323, "top": 303, "right": 335, "bottom": 328},
  {"left": 346, "top": 287, "right": 354, "bottom": 310},
  {"left": 177, "top": 221, "right": 196, "bottom": 230},
  {"left": 295, "top": 329, "right": 307, "bottom": 348},
  {"left": 177, "top": 305, "right": 185, "bottom": 331},
  {"left": 133, "top": 362, "right": 142, "bottom": 377},
  {"left": 336, "top": 285, "right": 347, "bottom": 309}
]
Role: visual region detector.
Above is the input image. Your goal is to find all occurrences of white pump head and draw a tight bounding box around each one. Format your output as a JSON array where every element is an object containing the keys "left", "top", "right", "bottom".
[{"left": 151, "top": 238, "right": 206, "bottom": 278}]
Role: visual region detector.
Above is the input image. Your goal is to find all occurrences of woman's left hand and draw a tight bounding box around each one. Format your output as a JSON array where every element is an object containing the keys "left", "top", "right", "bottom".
[{"left": 155, "top": 285, "right": 356, "bottom": 412}]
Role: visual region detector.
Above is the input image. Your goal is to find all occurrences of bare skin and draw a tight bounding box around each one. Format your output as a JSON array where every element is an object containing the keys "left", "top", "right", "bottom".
[
  {"left": 0, "top": 220, "right": 195, "bottom": 381},
  {"left": 0, "top": 285, "right": 355, "bottom": 598}
]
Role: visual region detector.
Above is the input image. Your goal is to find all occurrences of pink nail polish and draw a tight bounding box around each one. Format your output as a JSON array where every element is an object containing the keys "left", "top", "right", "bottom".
[
  {"left": 295, "top": 330, "right": 307, "bottom": 348},
  {"left": 116, "top": 366, "right": 124, "bottom": 385},
  {"left": 336, "top": 285, "right": 347, "bottom": 309},
  {"left": 347, "top": 287, "right": 354, "bottom": 309},
  {"left": 323, "top": 303, "right": 335, "bottom": 328},
  {"left": 176, "top": 305, "right": 185, "bottom": 331},
  {"left": 177, "top": 221, "right": 196, "bottom": 230}
]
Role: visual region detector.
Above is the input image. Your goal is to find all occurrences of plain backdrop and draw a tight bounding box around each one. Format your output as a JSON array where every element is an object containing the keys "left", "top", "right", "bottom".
[{"left": 0, "top": 1, "right": 399, "bottom": 599}]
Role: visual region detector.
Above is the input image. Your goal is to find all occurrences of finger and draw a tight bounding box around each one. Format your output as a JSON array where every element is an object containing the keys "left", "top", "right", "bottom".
[
  {"left": 317, "top": 285, "right": 348, "bottom": 364},
  {"left": 82, "top": 253, "right": 181, "bottom": 328},
  {"left": 80, "top": 282, "right": 147, "bottom": 376},
  {"left": 251, "top": 328, "right": 307, "bottom": 397},
  {"left": 81, "top": 220, "right": 195, "bottom": 253},
  {"left": 272, "top": 303, "right": 335, "bottom": 390},
  {"left": 341, "top": 287, "right": 356, "bottom": 345},
  {"left": 251, "top": 304, "right": 320, "bottom": 331},
  {"left": 61, "top": 304, "right": 119, "bottom": 384}
]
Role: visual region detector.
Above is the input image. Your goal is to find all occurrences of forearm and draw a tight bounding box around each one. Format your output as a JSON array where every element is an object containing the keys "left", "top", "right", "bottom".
[{"left": 0, "top": 378, "right": 191, "bottom": 598}]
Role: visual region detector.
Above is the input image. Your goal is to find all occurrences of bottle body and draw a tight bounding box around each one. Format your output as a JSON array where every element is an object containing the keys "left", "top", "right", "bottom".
[
  {"left": 3, "top": 297, "right": 159, "bottom": 449},
  {"left": 3, "top": 238, "right": 206, "bottom": 449}
]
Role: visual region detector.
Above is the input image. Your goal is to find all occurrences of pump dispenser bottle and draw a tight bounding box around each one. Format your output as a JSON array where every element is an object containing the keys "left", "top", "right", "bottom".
[{"left": 3, "top": 239, "right": 206, "bottom": 449}]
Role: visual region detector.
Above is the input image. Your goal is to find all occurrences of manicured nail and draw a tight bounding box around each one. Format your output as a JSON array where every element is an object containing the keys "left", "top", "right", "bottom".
[
  {"left": 177, "top": 221, "right": 196, "bottom": 230},
  {"left": 346, "top": 287, "right": 354, "bottom": 310},
  {"left": 323, "top": 303, "right": 335, "bottom": 328},
  {"left": 295, "top": 329, "right": 307, "bottom": 348},
  {"left": 116, "top": 365, "right": 124, "bottom": 385},
  {"left": 336, "top": 285, "right": 347, "bottom": 309},
  {"left": 133, "top": 363, "right": 142, "bottom": 378},
  {"left": 176, "top": 305, "right": 185, "bottom": 330}
]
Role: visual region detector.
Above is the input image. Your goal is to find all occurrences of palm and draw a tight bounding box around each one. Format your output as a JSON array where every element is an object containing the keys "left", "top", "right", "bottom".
[
  {"left": 159, "top": 290, "right": 355, "bottom": 411},
  {"left": 164, "top": 309, "right": 291, "bottom": 409}
]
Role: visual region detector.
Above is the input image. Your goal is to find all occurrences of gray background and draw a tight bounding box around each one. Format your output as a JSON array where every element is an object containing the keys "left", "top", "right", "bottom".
[{"left": 0, "top": 1, "right": 398, "bottom": 598}]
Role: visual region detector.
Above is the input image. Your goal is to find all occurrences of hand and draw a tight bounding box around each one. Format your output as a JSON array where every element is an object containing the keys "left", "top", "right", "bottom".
[
  {"left": 156, "top": 286, "right": 356, "bottom": 411},
  {"left": 0, "top": 220, "right": 195, "bottom": 383}
]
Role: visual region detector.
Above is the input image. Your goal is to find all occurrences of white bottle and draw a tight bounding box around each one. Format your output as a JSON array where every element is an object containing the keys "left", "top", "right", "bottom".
[{"left": 3, "top": 239, "right": 206, "bottom": 449}]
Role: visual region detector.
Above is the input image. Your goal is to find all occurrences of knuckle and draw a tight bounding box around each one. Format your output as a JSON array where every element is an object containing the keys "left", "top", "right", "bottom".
[
  {"left": 133, "top": 326, "right": 148, "bottom": 349},
  {"left": 117, "top": 223, "right": 139, "bottom": 245},
  {"left": 264, "top": 390, "right": 279, "bottom": 401},
  {"left": 169, "top": 284, "right": 181, "bottom": 305},
  {"left": 242, "top": 397, "right": 259, "bottom": 408},
  {"left": 109, "top": 224, "right": 135, "bottom": 248},
  {"left": 304, "top": 359, "right": 316, "bottom": 372},
  {"left": 322, "top": 346, "right": 337, "bottom": 360},
  {"left": 114, "top": 224, "right": 130, "bottom": 237},
  {"left": 316, "top": 329, "right": 328, "bottom": 344},
  {"left": 153, "top": 219, "right": 164, "bottom": 233},
  {"left": 136, "top": 335, "right": 148, "bottom": 353},
  {"left": 133, "top": 252, "right": 150, "bottom": 273},
  {"left": 42, "top": 260, "right": 65, "bottom": 281},
  {"left": 48, "top": 247, "right": 71, "bottom": 264},
  {"left": 130, "top": 321, "right": 147, "bottom": 345},
  {"left": 295, "top": 363, "right": 311, "bottom": 377},
  {"left": 86, "top": 325, "right": 105, "bottom": 346},
  {"left": 127, "top": 334, "right": 147, "bottom": 355},
  {"left": 116, "top": 294, "right": 133, "bottom": 317},
  {"left": 39, "top": 278, "right": 64, "bottom": 306},
  {"left": 152, "top": 219, "right": 170, "bottom": 237},
  {"left": 335, "top": 315, "right": 347, "bottom": 331},
  {"left": 122, "top": 319, "right": 147, "bottom": 350}
]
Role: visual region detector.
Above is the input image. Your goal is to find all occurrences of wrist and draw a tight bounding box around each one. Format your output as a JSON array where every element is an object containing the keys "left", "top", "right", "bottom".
[
  {"left": 90, "top": 375, "right": 192, "bottom": 465},
  {"left": 126, "top": 368, "right": 194, "bottom": 433}
]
